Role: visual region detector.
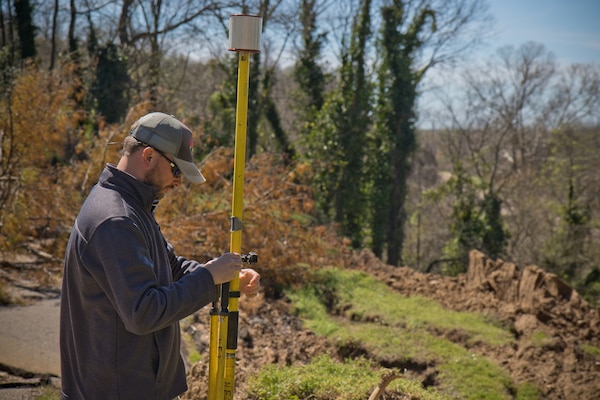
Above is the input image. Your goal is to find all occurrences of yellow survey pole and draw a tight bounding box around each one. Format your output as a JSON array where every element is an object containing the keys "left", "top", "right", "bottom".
[
  {"left": 222, "top": 49, "right": 250, "bottom": 400},
  {"left": 208, "top": 14, "right": 262, "bottom": 400}
]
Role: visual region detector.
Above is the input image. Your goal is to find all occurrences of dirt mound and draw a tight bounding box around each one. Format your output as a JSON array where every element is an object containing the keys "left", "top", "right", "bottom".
[
  {"left": 346, "top": 249, "right": 600, "bottom": 400},
  {"left": 181, "top": 296, "right": 336, "bottom": 399}
]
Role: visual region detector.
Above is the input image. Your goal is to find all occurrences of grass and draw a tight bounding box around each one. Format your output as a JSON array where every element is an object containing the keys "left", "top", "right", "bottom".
[
  {"left": 181, "top": 316, "right": 203, "bottom": 365},
  {"left": 33, "top": 385, "right": 60, "bottom": 400},
  {"left": 515, "top": 382, "right": 542, "bottom": 400},
  {"left": 246, "top": 354, "right": 446, "bottom": 400},
  {"left": 271, "top": 267, "right": 542, "bottom": 400},
  {"left": 581, "top": 342, "right": 600, "bottom": 359},
  {"left": 529, "top": 331, "right": 551, "bottom": 347}
]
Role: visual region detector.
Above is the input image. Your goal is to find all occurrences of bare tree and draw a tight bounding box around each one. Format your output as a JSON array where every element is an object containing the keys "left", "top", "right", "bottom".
[
  {"left": 544, "top": 63, "right": 600, "bottom": 128},
  {"left": 461, "top": 42, "right": 556, "bottom": 171},
  {"left": 49, "top": 0, "right": 59, "bottom": 69},
  {"left": 112, "top": 0, "right": 229, "bottom": 106}
]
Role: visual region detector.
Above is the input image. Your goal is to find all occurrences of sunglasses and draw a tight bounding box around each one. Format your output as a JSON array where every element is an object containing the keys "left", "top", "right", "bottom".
[{"left": 152, "top": 147, "right": 182, "bottom": 178}]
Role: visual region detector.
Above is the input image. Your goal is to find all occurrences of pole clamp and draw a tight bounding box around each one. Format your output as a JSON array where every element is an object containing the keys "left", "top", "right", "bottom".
[
  {"left": 241, "top": 252, "right": 258, "bottom": 264},
  {"left": 230, "top": 216, "right": 243, "bottom": 232}
]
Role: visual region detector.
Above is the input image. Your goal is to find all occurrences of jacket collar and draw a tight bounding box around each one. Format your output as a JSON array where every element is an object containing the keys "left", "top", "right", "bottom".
[{"left": 99, "top": 164, "right": 159, "bottom": 212}]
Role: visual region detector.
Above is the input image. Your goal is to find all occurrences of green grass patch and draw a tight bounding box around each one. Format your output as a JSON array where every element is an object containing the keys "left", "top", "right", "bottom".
[
  {"left": 182, "top": 316, "right": 203, "bottom": 365},
  {"left": 529, "top": 331, "right": 551, "bottom": 347},
  {"left": 33, "top": 386, "right": 61, "bottom": 400},
  {"left": 289, "top": 268, "right": 513, "bottom": 346},
  {"left": 581, "top": 343, "right": 600, "bottom": 359},
  {"left": 246, "top": 354, "right": 445, "bottom": 400},
  {"left": 514, "top": 381, "right": 542, "bottom": 399}
]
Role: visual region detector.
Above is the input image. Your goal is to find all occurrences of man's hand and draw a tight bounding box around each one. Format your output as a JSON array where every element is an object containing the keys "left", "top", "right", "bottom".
[
  {"left": 204, "top": 253, "right": 242, "bottom": 284},
  {"left": 240, "top": 268, "right": 260, "bottom": 297}
]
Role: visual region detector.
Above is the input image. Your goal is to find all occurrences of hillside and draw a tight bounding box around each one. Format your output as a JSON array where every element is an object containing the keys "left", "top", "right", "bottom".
[
  {"left": 0, "top": 246, "right": 599, "bottom": 399},
  {"left": 178, "top": 249, "right": 600, "bottom": 399}
]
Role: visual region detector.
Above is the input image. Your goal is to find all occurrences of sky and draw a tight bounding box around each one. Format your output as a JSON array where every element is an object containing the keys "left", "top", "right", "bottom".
[
  {"left": 417, "top": 0, "right": 600, "bottom": 128},
  {"left": 482, "top": 0, "right": 600, "bottom": 64}
]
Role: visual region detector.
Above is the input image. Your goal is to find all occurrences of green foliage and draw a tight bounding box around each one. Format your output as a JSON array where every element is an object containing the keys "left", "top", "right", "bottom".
[
  {"left": 306, "top": 91, "right": 346, "bottom": 215},
  {"left": 539, "top": 126, "right": 600, "bottom": 304},
  {"left": 293, "top": 0, "right": 329, "bottom": 166},
  {"left": 202, "top": 57, "right": 239, "bottom": 150},
  {"left": 247, "top": 355, "right": 375, "bottom": 400},
  {"left": 540, "top": 126, "right": 597, "bottom": 289},
  {"left": 437, "top": 355, "right": 513, "bottom": 400},
  {"left": 182, "top": 330, "right": 202, "bottom": 365},
  {"left": 440, "top": 163, "right": 484, "bottom": 274},
  {"left": 262, "top": 70, "right": 295, "bottom": 159},
  {"left": 481, "top": 193, "right": 508, "bottom": 258},
  {"left": 0, "top": 0, "right": 596, "bottom": 304},
  {"left": 435, "top": 161, "right": 508, "bottom": 275},
  {"left": 578, "top": 268, "right": 600, "bottom": 306},
  {"left": 515, "top": 382, "right": 542, "bottom": 400},
  {"left": 529, "top": 331, "right": 551, "bottom": 348},
  {"left": 289, "top": 268, "right": 512, "bottom": 345}
]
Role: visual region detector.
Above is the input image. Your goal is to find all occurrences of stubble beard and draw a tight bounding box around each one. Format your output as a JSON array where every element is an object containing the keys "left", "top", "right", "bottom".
[{"left": 143, "top": 164, "right": 170, "bottom": 200}]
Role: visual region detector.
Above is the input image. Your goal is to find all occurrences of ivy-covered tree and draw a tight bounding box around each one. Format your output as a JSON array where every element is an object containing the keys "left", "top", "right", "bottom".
[
  {"left": 294, "top": 0, "right": 327, "bottom": 114},
  {"left": 310, "top": 0, "right": 372, "bottom": 247},
  {"left": 14, "top": 0, "right": 36, "bottom": 61},
  {"left": 425, "top": 158, "right": 507, "bottom": 275},
  {"left": 91, "top": 43, "right": 130, "bottom": 124},
  {"left": 541, "top": 126, "right": 598, "bottom": 290},
  {"left": 263, "top": 69, "right": 295, "bottom": 159},
  {"left": 370, "top": 1, "right": 435, "bottom": 266},
  {"left": 203, "top": 56, "right": 238, "bottom": 150},
  {"left": 442, "top": 161, "right": 484, "bottom": 274}
]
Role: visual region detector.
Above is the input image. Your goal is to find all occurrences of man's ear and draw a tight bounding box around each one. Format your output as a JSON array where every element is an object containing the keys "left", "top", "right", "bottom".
[{"left": 141, "top": 146, "right": 154, "bottom": 164}]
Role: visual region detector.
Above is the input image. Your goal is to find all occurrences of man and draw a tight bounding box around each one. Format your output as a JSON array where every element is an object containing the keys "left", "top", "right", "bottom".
[{"left": 60, "top": 112, "right": 260, "bottom": 399}]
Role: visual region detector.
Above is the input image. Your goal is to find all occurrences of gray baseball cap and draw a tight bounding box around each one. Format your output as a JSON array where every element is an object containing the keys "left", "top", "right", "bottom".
[{"left": 130, "top": 112, "right": 205, "bottom": 183}]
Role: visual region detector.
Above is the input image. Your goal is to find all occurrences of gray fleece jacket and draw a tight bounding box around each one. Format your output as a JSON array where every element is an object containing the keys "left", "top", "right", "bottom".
[{"left": 60, "top": 164, "right": 216, "bottom": 400}]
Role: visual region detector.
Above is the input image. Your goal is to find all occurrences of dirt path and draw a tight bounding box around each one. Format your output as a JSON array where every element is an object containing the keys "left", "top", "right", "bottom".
[
  {"left": 0, "top": 298, "right": 61, "bottom": 377},
  {"left": 0, "top": 297, "right": 61, "bottom": 399}
]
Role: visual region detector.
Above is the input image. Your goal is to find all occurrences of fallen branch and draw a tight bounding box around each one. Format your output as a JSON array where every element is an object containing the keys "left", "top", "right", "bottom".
[{"left": 368, "top": 370, "right": 402, "bottom": 400}]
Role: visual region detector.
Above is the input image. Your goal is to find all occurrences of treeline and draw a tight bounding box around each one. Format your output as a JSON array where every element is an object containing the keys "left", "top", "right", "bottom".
[{"left": 1, "top": 0, "right": 599, "bottom": 304}]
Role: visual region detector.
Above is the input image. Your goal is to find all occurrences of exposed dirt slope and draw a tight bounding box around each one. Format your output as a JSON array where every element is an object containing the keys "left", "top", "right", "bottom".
[{"left": 348, "top": 249, "right": 600, "bottom": 399}]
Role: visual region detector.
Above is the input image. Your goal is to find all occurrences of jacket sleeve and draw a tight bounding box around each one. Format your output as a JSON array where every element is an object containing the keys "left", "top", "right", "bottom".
[
  {"left": 80, "top": 216, "right": 217, "bottom": 335},
  {"left": 167, "top": 241, "right": 206, "bottom": 282}
]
